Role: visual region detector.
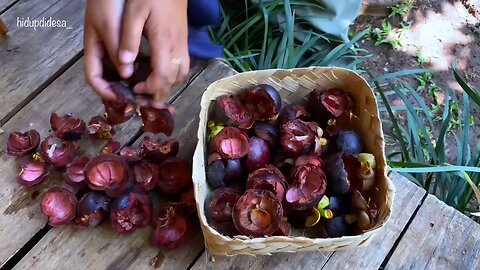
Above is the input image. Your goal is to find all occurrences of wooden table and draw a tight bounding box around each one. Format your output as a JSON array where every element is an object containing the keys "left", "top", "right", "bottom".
[{"left": 1, "top": 1, "right": 480, "bottom": 269}]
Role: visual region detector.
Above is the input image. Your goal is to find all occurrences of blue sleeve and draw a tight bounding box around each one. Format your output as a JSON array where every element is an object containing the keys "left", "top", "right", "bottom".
[
  {"left": 187, "top": 0, "right": 221, "bottom": 27},
  {"left": 187, "top": 0, "right": 223, "bottom": 60}
]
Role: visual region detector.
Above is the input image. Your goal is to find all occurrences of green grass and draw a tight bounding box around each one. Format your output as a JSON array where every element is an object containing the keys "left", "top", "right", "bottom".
[
  {"left": 371, "top": 67, "right": 480, "bottom": 215},
  {"left": 389, "top": 0, "right": 415, "bottom": 20},
  {"left": 209, "top": 0, "right": 368, "bottom": 72}
]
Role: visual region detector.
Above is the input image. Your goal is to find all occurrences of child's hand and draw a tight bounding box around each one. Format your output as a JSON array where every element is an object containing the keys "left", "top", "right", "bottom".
[{"left": 84, "top": 0, "right": 190, "bottom": 104}]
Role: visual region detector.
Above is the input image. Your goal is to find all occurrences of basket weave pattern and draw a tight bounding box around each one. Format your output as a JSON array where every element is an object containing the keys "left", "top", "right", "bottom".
[{"left": 192, "top": 67, "right": 396, "bottom": 256}]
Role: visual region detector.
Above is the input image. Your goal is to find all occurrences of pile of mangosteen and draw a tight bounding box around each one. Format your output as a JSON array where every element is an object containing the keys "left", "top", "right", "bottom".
[
  {"left": 6, "top": 56, "right": 195, "bottom": 252},
  {"left": 204, "top": 84, "right": 379, "bottom": 238}
]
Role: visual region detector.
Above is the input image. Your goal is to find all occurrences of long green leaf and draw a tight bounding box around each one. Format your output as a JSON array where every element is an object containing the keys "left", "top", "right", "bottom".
[
  {"left": 318, "top": 29, "right": 369, "bottom": 66},
  {"left": 369, "top": 73, "right": 409, "bottom": 161},
  {"left": 391, "top": 84, "right": 438, "bottom": 162},
  {"left": 453, "top": 65, "right": 480, "bottom": 107},
  {"left": 369, "top": 69, "right": 432, "bottom": 82},
  {"left": 390, "top": 165, "right": 480, "bottom": 174}
]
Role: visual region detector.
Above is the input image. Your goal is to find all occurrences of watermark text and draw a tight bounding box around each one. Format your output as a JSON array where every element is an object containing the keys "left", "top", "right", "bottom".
[{"left": 17, "top": 17, "right": 72, "bottom": 31}]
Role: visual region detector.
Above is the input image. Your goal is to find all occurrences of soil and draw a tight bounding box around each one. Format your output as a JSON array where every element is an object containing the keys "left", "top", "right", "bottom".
[{"left": 353, "top": 0, "right": 480, "bottom": 165}]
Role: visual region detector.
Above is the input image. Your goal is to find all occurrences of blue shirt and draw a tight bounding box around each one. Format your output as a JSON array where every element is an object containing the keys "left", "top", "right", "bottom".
[{"left": 187, "top": 0, "right": 223, "bottom": 59}]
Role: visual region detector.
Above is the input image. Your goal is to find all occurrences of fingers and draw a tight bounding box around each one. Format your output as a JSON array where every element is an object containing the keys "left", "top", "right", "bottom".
[
  {"left": 118, "top": 1, "right": 148, "bottom": 78},
  {"left": 175, "top": 51, "right": 190, "bottom": 83},
  {"left": 133, "top": 30, "right": 179, "bottom": 101},
  {"left": 95, "top": 0, "right": 124, "bottom": 72},
  {"left": 84, "top": 26, "right": 116, "bottom": 100}
]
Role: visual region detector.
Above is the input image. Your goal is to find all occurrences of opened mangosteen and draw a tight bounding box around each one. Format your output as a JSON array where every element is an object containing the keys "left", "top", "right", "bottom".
[
  {"left": 308, "top": 89, "right": 351, "bottom": 124},
  {"left": 7, "top": 129, "right": 40, "bottom": 157},
  {"left": 217, "top": 94, "right": 254, "bottom": 129},
  {"left": 245, "top": 165, "right": 288, "bottom": 203},
  {"left": 205, "top": 187, "right": 241, "bottom": 227},
  {"left": 139, "top": 107, "right": 175, "bottom": 136},
  {"left": 64, "top": 156, "right": 90, "bottom": 187},
  {"left": 294, "top": 155, "right": 322, "bottom": 170},
  {"left": 280, "top": 119, "right": 315, "bottom": 157},
  {"left": 211, "top": 127, "right": 249, "bottom": 159},
  {"left": 285, "top": 164, "right": 327, "bottom": 211},
  {"left": 17, "top": 154, "right": 50, "bottom": 187},
  {"left": 241, "top": 84, "right": 282, "bottom": 121},
  {"left": 40, "top": 135, "right": 77, "bottom": 167},
  {"left": 110, "top": 192, "right": 152, "bottom": 233},
  {"left": 50, "top": 113, "right": 86, "bottom": 141},
  {"left": 232, "top": 189, "right": 283, "bottom": 237}
]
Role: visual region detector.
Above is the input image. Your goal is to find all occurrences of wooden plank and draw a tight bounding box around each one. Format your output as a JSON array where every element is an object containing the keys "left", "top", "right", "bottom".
[
  {"left": 0, "top": 0, "right": 85, "bottom": 123},
  {"left": 0, "top": 58, "right": 207, "bottom": 267},
  {"left": 0, "top": 0, "right": 17, "bottom": 13},
  {"left": 384, "top": 194, "right": 480, "bottom": 270},
  {"left": 320, "top": 173, "right": 426, "bottom": 270},
  {"left": 13, "top": 60, "right": 236, "bottom": 270},
  {"left": 190, "top": 173, "right": 426, "bottom": 270}
]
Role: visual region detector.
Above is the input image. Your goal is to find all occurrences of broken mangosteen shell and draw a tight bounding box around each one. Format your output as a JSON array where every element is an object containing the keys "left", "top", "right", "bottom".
[
  {"left": 241, "top": 84, "right": 282, "bottom": 121},
  {"left": 50, "top": 113, "right": 87, "bottom": 141},
  {"left": 84, "top": 154, "right": 129, "bottom": 191},
  {"left": 217, "top": 94, "right": 254, "bottom": 128},
  {"left": 280, "top": 119, "right": 315, "bottom": 157},
  {"left": 139, "top": 107, "right": 175, "bottom": 136},
  {"left": 7, "top": 130, "right": 41, "bottom": 157},
  {"left": 245, "top": 165, "right": 288, "bottom": 203},
  {"left": 232, "top": 189, "right": 283, "bottom": 237}
]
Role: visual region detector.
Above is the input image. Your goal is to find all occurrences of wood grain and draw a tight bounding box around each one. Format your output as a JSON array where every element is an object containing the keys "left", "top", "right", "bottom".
[
  {"left": 0, "top": 58, "right": 207, "bottom": 267},
  {"left": 190, "top": 173, "right": 425, "bottom": 270},
  {"left": 320, "top": 173, "right": 426, "bottom": 270},
  {"left": 0, "top": 0, "right": 17, "bottom": 13},
  {"left": 0, "top": 0, "right": 85, "bottom": 123},
  {"left": 13, "top": 60, "right": 236, "bottom": 270},
  {"left": 384, "top": 194, "right": 480, "bottom": 270}
]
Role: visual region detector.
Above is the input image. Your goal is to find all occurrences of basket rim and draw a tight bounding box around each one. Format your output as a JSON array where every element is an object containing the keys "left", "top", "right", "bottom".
[{"left": 192, "top": 66, "right": 396, "bottom": 247}]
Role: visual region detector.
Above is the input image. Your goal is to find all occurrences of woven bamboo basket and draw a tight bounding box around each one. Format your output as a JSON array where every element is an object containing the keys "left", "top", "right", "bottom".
[{"left": 192, "top": 67, "right": 396, "bottom": 256}]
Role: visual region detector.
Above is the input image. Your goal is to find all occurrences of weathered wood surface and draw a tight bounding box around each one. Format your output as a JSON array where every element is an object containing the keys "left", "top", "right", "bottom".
[
  {"left": 190, "top": 173, "right": 426, "bottom": 270},
  {"left": 14, "top": 60, "right": 236, "bottom": 270},
  {"left": 0, "top": 58, "right": 207, "bottom": 268},
  {"left": 384, "top": 194, "right": 480, "bottom": 270},
  {"left": 0, "top": 0, "right": 85, "bottom": 123},
  {"left": 0, "top": 0, "right": 17, "bottom": 13}
]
